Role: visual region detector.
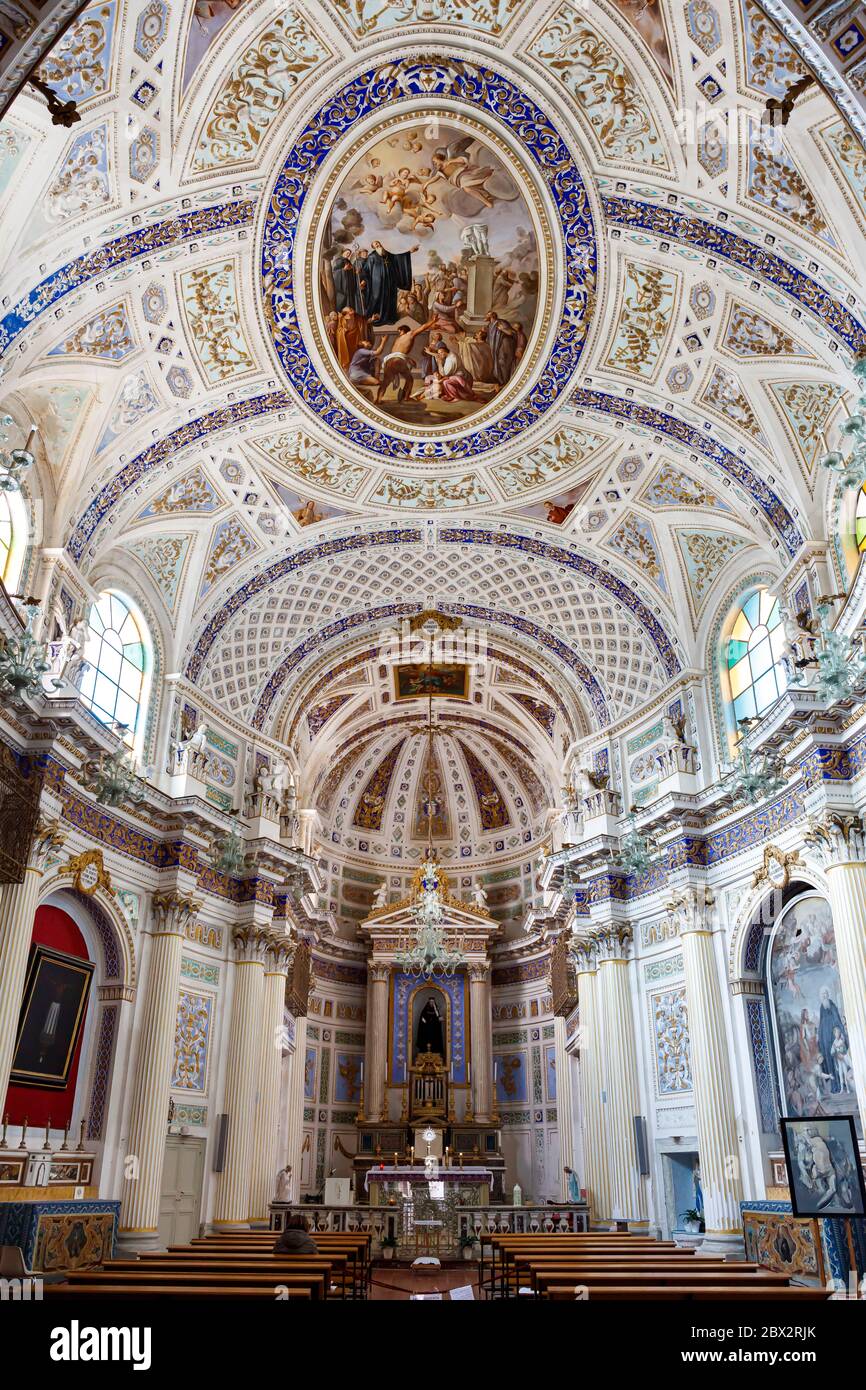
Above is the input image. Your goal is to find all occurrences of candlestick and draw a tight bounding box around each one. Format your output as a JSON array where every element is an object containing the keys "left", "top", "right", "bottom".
[
  {"left": 19, "top": 1118, "right": 29, "bottom": 1151},
  {"left": 24, "top": 425, "right": 38, "bottom": 453},
  {"left": 76, "top": 1119, "right": 85, "bottom": 1152},
  {"left": 44, "top": 1118, "right": 51, "bottom": 1150},
  {"left": 393, "top": 1152, "right": 398, "bottom": 1167},
  {"left": 59, "top": 1123, "right": 69, "bottom": 1152},
  {"left": 1, "top": 1114, "right": 7, "bottom": 1149}
]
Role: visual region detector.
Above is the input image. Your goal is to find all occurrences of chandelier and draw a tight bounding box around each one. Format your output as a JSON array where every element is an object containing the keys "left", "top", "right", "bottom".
[
  {"left": 0, "top": 419, "right": 36, "bottom": 493},
  {"left": 722, "top": 720, "right": 787, "bottom": 806},
  {"left": 0, "top": 598, "right": 61, "bottom": 703},
  {"left": 612, "top": 805, "right": 659, "bottom": 876},
  {"left": 212, "top": 814, "right": 247, "bottom": 876},
  {"left": 800, "top": 595, "right": 866, "bottom": 705},
  {"left": 394, "top": 656, "right": 467, "bottom": 979},
  {"left": 820, "top": 358, "right": 866, "bottom": 489},
  {"left": 82, "top": 730, "right": 145, "bottom": 807}
]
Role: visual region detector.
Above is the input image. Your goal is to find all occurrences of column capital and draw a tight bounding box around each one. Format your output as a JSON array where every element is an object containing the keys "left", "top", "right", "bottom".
[
  {"left": 29, "top": 816, "right": 66, "bottom": 873},
  {"left": 231, "top": 924, "right": 272, "bottom": 963},
  {"left": 150, "top": 890, "right": 201, "bottom": 936},
  {"left": 369, "top": 963, "right": 390, "bottom": 984},
  {"left": 468, "top": 961, "right": 489, "bottom": 983},
  {"left": 264, "top": 937, "right": 295, "bottom": 974},
  {"left": 804, "top": 812, "right": 866, "bottom": 869},
  {"left": 666, "top": 884, "right": 717, "bottom": 937},
  {"left": 570, "top": 935, "right": 597, "bottom": 974},
  {"left": 592, "top": 922, "right": 632, "bottom": 962}
]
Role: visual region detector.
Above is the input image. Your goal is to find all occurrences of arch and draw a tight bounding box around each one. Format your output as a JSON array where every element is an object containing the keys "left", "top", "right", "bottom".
[
  {"left": 719, "top": 585, "right": 787, "bottom": 730},
  {"left": 78, "top": 589, "right": 154, "bottom": 756},
  {"left": 706, "top": 569, "right": 778, "bottom": 758},
  {"left": 38, "top": 877, "right": 136, "bottom": 991}
]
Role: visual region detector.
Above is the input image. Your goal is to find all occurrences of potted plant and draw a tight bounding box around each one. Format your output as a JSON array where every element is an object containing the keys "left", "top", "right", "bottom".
[
  {"left": 380, "top": 1233, "right": 397, "bottom": 1261},
  {"left": 680, "top": 1208, "right": 703, "bottom": 1235},
  {"left": 460, "top": 1233, "right": 478, "bottom": 1261}
]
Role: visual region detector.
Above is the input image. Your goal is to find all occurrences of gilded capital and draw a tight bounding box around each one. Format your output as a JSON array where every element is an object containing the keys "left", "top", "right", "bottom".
[
  {"left": 666, "top": 885, "right": 717, "bottom": 937},
  {"left": 150, "top": 890, "right": 201, "bottom": 936},
  {"left": 569, "top": 935, "right": 597, "bottom": 974},
  {"left": 468, "top": 961, "right": 489, "bottom": 983},
  {"left": 232, "top": 923, "right": 273, "bottom": 963},
  {"left": 804, "top": 812, "right": 866, "bottom": 869},
  {"left": 591, "top": 922, "right": 632, "bottom": 962},
  {"left": 369, "top": 963, "right": 390, "bottom": 984},
  {"left": 29, "top": 816, "right": 66, "bottom": 873}
]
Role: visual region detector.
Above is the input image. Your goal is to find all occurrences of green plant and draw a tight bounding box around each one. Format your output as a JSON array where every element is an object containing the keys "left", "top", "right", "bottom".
[
  {"left": 460, "top": 1233, "right": 478, "bottom": 1249},
  {"left": 380, "top": 1233, "right": 397, "bottom": 1248},
  {"left": 680, "top": 1208, "right": 704, "bottom": 1228}
]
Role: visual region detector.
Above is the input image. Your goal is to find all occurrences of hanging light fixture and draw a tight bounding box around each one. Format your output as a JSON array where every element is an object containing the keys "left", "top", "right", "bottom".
[
  {"left": 0, "top": 597, "right": 62, "bottom": 703},
  {"left": 0, "top": 419, "right": 37, "bottom": 493},
  {"left": 722, "top": 719, "right": 787, "bottom": 806},
  {"left": 82, "top": 728, "right": 146, "bottom": 807},
  {"left": 612, "top": 805, "right": 659, "bottom": 876},
  {"left": 797, "top": 595, "right": 866, "bottom": 705},
  {"left": 394, "top": 640, "right": 467, "bottom": 980},
  {"left": 211, "top": 813, "right": 247, "bottom": 876},
  {"left": 820, "top": 357, "right": 866, "bottom": 489}
]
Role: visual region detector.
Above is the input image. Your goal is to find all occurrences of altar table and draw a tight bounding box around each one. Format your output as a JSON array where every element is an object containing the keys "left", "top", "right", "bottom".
[{"left": 365, "top": 1166, "right": 493, "bottom": 1206}]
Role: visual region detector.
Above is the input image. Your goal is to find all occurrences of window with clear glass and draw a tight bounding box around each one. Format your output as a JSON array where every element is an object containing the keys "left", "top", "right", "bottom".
[
  {"left": 0, "top": 493, "right": 12, "bottom": 582},
  {"left": 726, "top": 587, "right": 787, "bottom": 723},
  {"left": 856, "top": 485, "right": 866, "bottom": 552},
  {"left": 78, "top": 591, "right": 150, "bottom": 738}
]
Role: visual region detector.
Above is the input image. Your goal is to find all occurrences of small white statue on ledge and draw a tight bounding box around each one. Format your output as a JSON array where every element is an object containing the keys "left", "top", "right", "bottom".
[
  {"left": 471, "top": 881, "right": 488, "bottom": 911},
  {"left": 274, "top": 1163, "right": 293, "bottom": 1203},
  {"left": 372, "top": 880, "right": 389, "bottom": 910}
]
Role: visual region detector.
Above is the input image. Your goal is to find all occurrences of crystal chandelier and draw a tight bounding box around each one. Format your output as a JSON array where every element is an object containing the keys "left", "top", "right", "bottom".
[
  {"left": 394, "top": 667, "right": 466, "bottom": 979},
  {"left": 82, "top": 730, "right": 145, "bottom": 807},
  {"left": 395, "top": 858, "right": 466, "bottom": 979},
  {"left": 820, "top": 357, "right": 866, "bottom": 489},
  {"left": 0, "top": 598, "right": 62, "bottom": 703},
  {"left": 0, "top": 419, "right": 36, "bottom": 493},
  {"left": 612, "top": 806, "right": 658, "bottom": 876},
  {"left": 212, "top": 814, "right": 247, "bottom": 876},
  {"left": 722, "top": 720, "right": 787, "bottom": 806},
  {"left": 800, "top": 595, "right": 866, "bottom": 705}
]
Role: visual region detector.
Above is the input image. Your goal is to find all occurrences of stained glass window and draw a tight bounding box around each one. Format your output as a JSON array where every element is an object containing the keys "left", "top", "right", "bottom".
[
  {"left": 856, "top": 484, "right": 866, "bottom": 552},
  {"left": 79, "top": 591, "right": 150, "bottom": 739},
  {"left": 726, "top": 587, "right": 787, "bottom": 723}
]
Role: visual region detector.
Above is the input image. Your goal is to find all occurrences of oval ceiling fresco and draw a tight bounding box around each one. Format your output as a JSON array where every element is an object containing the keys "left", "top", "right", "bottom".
[
  {"left": 309, "top": 113, "right": 547, "bottom": 435},
  {"left": 260, "top": 58, "right": 597, "bottom": 461}
]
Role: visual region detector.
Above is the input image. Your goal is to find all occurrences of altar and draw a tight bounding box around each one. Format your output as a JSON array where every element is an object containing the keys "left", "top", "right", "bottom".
[{"left": 366, "top": 1165, "right": 493, "bottom": 1207}]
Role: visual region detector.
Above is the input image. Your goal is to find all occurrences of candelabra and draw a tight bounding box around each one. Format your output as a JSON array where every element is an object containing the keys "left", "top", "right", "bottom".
[
  {"left": 0, "top": 419, "right": 36, "bottom": 492},
  {"left": 82, "top": 732, "right": 145, "bottom": 807},
  {"left": 821, "top": 357, "right": 866, "bottom": 488},
  {"left": 0, "top": 598, "right": 61, "bottom": 703},
  {"left": 722, "top": 720, "right": 787, "bottom": 806}
]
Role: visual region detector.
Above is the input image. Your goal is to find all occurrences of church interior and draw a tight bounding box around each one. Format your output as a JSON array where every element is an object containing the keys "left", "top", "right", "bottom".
[{"left": 2, "top": 0, "right": 866, "bottom": 1324}]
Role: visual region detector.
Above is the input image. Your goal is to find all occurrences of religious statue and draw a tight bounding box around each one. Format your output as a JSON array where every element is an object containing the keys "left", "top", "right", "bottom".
[
  {"left": 471, "top": 881, "right": 488, "bottom": 911},
  {"left": 416, "top": 997, "right": 445, "bottom": 1058},
  {"left": 460, "top": 223, "right": 490, "bottom": 259},
  {"left": 564, "top": 1166, "right": 581, "bottom": 1203},
  {"left": 662, "top": 713, "right": 689, "bottom": 748},
  {"left": 52, "top": 606, "right": 90, "bottom": 688},
  {"left": 372, "top": 880, "right": 389, "bottom": 909},
  {"left": 173, "top": 716, "right": 208, "bottom": 771},
  {"left": 274, "top": 1164, "right": 293, "bottom": 1203},
  {"left": 559, "top": 783, "right": 582, "bottom": 845}
]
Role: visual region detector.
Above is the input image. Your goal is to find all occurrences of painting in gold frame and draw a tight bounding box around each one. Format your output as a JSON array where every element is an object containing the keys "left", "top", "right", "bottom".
[{"left": 393, "top": 663, "right": 469, "bottom": 701}]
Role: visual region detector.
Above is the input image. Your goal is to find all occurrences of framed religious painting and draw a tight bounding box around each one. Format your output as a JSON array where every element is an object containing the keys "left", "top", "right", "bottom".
[
  {"left": 10, "top": 945, "right": 94, "bottom": 1089},
  {"left": 393, "top": 663, "right": 469, "bottom": 701},
  {"left": 780, "top": 1116, "right": 866, "bottom": 1219}
]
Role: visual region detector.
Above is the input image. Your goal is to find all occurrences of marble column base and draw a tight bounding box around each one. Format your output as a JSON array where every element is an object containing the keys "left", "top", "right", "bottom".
[
  {"left": 697, "top": 1231, "right": 746, "bottom": 1261},
  {"left": 115, "top": 1229, "right": 164, "bottom": 1256}
]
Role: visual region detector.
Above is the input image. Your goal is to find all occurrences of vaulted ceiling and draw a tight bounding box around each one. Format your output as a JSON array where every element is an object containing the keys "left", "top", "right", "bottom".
[{"left": 2, "top": 0, "right": 865, "bottom": 927}]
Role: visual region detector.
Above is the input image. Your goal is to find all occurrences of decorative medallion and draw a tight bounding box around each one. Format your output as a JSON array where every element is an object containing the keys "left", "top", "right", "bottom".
[
  {"left": 261, "top": 58, "right": 596, "bottom": 460},
  {"left": 60, "top": 848, "right": 113, "bottom": 896}
]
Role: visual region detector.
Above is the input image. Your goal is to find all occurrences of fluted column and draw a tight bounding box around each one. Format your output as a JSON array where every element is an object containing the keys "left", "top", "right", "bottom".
[
  {"left": 212, "top": 925, "right": 269, "bottom": 1228},
  {"left": 0, "top": 817, "right": 66, "bottom": 1110},
  {"left": 572, "top": 940, "right": 610, "bottom": 1223},
  {"left": 671, "top": 887, "right": 744, "bottom": 1256},
  {"left": 285, "top": 1014, "right": 307, "bottom": 1200},
  {"left": 805, "top": 813, "right": 866, "bottom": 1136},
  {"left": 554, "top": 1014, "right": 575, "bottom": 1200},
  {"left": 595, "top": 924, "right": 648, "bottom": 1229},
  {"left": 118, "top": 890, "right": 200, "bottom": 1249},
  {"left": 365, "top": 963, "right": 390, "bottom": 1121},
  {"left": 249, "top": 938, "right": 294, "bottom": 1224},
  {"left": 468, "top": 962, "right": 493, "bottom": 1122}
]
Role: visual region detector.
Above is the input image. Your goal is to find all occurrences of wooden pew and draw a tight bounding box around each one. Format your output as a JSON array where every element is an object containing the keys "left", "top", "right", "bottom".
[
  {"left": 543, "top": 1285, "right": 830, "bottom": 1302},
  {"left": 62, "top": 1269, "right": 328, "bottom": 1299},
  {"left": 122, "top": 1254, "right": 349, "bottom": 1297},
  {"left": 47, "top": 1284, "right": 312, "bottom": 1301}
]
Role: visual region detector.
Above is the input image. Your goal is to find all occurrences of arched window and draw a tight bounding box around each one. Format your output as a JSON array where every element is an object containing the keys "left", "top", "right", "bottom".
[
  {"left": 0, "top": 489, "right": 27, "bottom": 592},
  {"left": 725, "top": 586, "right": 787, "bottom": 725},
  {"left": 855, "top": 484, "right": 866, "bottom": 552},
  {"left": 78, "top": 591, "right": 152, "bottom": 745}
]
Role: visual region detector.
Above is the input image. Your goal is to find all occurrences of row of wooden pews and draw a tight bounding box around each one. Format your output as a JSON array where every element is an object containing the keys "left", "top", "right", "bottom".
[
  {"left": 483, "top": 1234, "right": 830, "bottom": 1301},
  {"left": 46, "top": 1230, "right": 372, "bottom": 1302}
]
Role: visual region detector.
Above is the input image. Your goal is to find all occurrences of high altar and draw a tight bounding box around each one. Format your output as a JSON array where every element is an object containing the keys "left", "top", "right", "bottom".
[{"left": 351, "top": 864, "right": 506, "bottom": 1206}]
